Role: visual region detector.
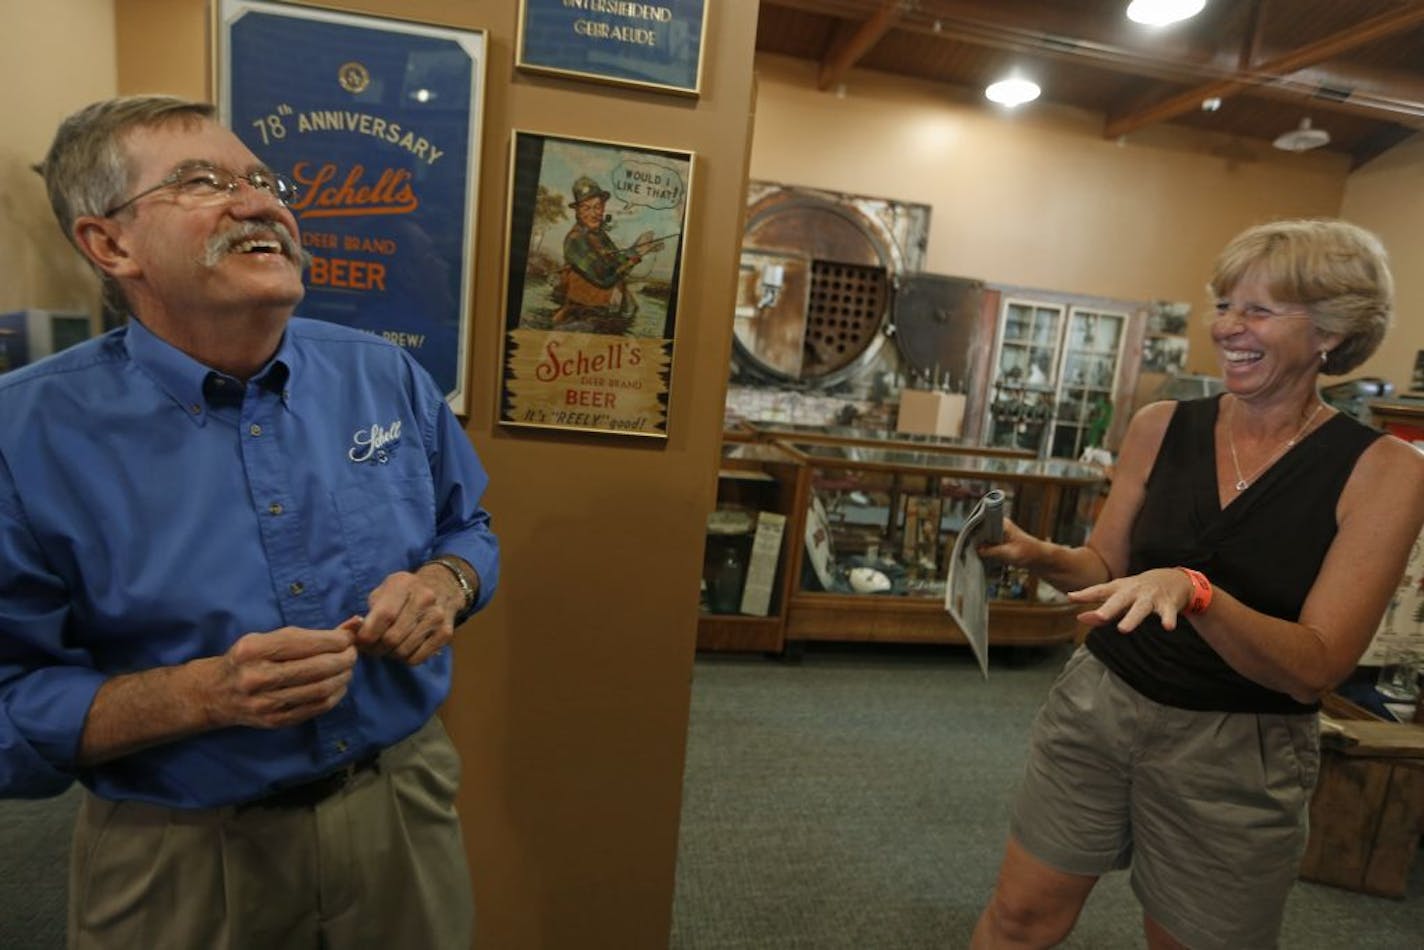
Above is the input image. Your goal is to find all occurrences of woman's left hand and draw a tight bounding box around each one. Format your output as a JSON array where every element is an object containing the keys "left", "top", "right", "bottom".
[{"left": 1067, "top": 568, "right": 1194, "bottom": 632}]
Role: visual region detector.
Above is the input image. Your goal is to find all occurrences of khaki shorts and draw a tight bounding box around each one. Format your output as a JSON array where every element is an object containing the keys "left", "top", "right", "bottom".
[{"left": 1011, "top": 648, "right": 1320, "bottom": 950}]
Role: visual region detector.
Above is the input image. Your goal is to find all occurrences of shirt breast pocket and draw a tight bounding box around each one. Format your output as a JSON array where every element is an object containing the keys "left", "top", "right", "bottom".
[{"left": 332, "top": 474, "right": 437, "bottom": 611}]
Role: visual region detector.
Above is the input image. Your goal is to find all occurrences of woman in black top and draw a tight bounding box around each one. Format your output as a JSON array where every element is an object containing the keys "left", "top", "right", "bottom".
[{"left": 971, "top": 219, "right": 1424, "bottom": 950}]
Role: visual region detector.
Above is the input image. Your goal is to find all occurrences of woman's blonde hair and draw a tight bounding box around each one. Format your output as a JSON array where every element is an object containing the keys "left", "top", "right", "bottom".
[{"left": 1208, "top": 218, "right": 1393, "bottom": 375}]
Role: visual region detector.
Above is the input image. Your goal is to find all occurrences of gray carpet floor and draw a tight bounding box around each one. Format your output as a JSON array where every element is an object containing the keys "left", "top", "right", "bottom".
[
  {"left": 3, "top": 644, "right": 1421, "bottom": 948},
  {"left": 672, "top": 643, "right": 1424, "bottom": 949}
]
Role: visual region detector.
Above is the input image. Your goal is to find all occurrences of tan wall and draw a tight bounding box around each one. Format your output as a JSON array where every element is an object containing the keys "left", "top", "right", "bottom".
[
  {"left": 0, "top": 0, "right": 116, "bottom": 319},
  {"left": 749, "top": 55, "right": 1366, "bottom": 381},
  {"left": 107, "top": 2, "right": 758, "bottom": 948},
  {"left": 1340, "top": 134, "right": 1424, "bottom": 389}
]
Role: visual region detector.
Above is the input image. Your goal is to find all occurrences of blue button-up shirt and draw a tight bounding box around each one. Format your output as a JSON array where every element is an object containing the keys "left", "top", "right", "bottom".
[{"left": 0, "top": 317, "right": 498, "bottom": 806}]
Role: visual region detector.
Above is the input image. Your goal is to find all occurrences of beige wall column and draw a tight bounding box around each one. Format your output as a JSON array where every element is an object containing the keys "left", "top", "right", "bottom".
[
  {"left": 113, "top": 1, "right": 759, "bottom": 947},
  {"left": 0, "top": 0, "right": 117, "bottom": 321}
]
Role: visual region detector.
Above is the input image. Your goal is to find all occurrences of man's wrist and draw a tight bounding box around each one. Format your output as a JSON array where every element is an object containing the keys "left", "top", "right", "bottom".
[{"left": 422, "top": 556, "right": 477, "bottom": 621}]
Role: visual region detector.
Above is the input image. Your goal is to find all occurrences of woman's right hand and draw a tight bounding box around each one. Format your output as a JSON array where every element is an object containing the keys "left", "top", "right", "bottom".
[{"left": 976, "top": 516, "right": 1044, "bottom": 568}]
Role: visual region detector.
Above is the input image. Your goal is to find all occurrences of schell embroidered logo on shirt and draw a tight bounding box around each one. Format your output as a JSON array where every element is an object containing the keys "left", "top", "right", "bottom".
[{"left": 348, "top": 420, "right": 401, "bottom": 464}]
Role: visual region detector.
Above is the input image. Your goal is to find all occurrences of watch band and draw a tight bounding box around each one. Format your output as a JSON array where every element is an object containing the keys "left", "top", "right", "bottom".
[{"left": 425, "top": 556, "right": 476, "bottom": 620}]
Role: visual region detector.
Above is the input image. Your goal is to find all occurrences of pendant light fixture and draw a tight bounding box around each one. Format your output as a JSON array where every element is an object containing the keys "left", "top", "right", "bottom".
[{"left": 1272, "top": 117, "right": 1331, "bottom": 152}]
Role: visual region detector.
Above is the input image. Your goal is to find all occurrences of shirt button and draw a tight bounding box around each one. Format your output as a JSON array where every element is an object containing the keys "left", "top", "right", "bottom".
[
  {"left": 249, "top": 423, "right": 263, "bottom": 437},
  {"left": 289, "top": 581, "right": 305, "bottom": 595},
  {"left": 189, "top": 404, "right": 201, "bottom": 415},
  {"left": 335, "top": 739, "right": 349, "bottom": 753},
  {"left": 268, "top": 502, "right": 283, "bottom": 515}
]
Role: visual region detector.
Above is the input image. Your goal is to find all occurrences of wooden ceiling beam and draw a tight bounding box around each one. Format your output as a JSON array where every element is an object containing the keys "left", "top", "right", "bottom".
[
  {"left": 1103, "top": 4, "right": 1424, "bottom": 139},
  {"left": 816, "top": 0, "right": 904, "bottom": 90},
  {"left": 880, "top": 10, "right": 1424, "bottom": 127},
  {"left": 1238, "top": 0, "right": 1266, "bottom": 73}
]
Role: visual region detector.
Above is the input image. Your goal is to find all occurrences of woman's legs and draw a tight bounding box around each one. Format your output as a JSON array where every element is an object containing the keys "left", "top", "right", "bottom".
[
  {"left": 971, "top": 835, "right": 1099, "bottom": 949},
  {"left": 1144, "top": 913, "right": 1189, "bottom": 950}
]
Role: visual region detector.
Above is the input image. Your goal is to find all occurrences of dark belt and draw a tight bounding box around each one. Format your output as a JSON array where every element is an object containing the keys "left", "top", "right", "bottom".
[{"left": 241, "top": 754, "right": 380, "bottom": 810}]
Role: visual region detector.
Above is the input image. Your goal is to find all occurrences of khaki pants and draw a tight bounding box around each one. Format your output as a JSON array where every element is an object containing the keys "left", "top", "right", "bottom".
[{"left": 68, "top": 717, "right": 472, "bottom": 950}]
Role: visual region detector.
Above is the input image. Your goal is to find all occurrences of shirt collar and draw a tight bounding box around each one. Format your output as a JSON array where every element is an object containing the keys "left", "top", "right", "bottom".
[{"left": 124, "top": 317, "right": 294, "bottom": 425}]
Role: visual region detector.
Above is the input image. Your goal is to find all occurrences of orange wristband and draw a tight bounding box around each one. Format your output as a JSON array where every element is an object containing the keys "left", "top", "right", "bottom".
[{"left": 1177, "top": 567, "right": 1212, "bottom": 615}]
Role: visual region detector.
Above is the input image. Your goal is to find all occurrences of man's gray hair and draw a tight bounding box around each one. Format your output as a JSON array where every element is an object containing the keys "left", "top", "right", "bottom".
[{"left": 34, "top": 96, "right": 215, "bottom": 313}]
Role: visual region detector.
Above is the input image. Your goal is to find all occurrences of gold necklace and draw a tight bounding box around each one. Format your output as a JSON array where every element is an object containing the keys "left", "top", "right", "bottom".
[{"left": 1226, "top": 398, "right": 1325, "bottom": 492}]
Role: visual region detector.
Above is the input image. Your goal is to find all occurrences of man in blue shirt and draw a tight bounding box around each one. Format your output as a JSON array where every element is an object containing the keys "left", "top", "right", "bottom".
[{"left": 1, "top": 96, "right": 499, "bottom": 948}]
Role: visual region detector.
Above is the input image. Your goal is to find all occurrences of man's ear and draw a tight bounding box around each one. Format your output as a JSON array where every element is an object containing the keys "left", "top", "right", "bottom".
[{"left": 72, "top": 215, "right": 142, "bottom": 280}]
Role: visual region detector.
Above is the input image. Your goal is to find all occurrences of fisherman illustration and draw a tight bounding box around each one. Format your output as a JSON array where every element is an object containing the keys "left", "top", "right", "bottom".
[{"left": 552, "top": 175, "right": 662, "bottom": 327}]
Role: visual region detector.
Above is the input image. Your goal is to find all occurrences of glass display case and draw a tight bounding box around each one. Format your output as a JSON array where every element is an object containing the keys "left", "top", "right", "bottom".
[
  {"left": 737, "top": 420, "right": 1034, "bottom": 458},
  {"left": 778, "top": 441, "right": 1103, "bottom": 650},
  {"left": 694, "top": 435, "right": 1105, "bottom": 655},
  {"left": 697, "top": 442, "right": 801, "bottom": 653},
  {"left": 697, "top": 430, "right": 1107, "bottom": 654}
]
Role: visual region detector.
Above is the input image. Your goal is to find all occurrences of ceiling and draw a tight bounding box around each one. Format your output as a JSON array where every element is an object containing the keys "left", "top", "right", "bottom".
[{"left": 754, "top": 0, "right": 1424, "bottom": 168}]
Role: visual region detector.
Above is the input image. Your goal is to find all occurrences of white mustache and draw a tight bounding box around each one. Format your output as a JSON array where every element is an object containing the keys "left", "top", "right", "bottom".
[{"left": 202, "top": 221, "right": 312, "bottom": 269}]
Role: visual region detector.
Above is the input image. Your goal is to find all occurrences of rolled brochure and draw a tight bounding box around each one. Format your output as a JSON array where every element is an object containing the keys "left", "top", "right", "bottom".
[{"left": 944, "top": 489, "right": 1005, "bottom": 678}]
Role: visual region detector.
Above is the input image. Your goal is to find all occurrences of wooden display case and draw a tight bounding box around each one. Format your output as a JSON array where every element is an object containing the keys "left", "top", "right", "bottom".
[
  {"left": 737, "top": 420, "right": 1034, "bottom": 458},
  {"left": 697, "top": 429, "right": 1106, "bottom": 654},
  {"left": 780, "top": 442, "right": 1103, "bottom": 649},
  {"left": 697, "top": 442, "right": 800, "bottom": 653}
]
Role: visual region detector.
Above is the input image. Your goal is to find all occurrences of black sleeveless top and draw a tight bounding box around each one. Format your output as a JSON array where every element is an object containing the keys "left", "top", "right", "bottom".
[{"left": 1086, "top": 395, "right": 1382, "bottom": 714}]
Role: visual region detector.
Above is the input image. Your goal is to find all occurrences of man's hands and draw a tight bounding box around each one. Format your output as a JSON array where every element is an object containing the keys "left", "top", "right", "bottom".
[
  {"left": 80, "top": 568, "right": 469, "bottom": 762},
  {"left": 202, "top": 622, "right": 360, "bottom": 730},
  {"left": 351, "top": 565, "right": 464, "bottom": 666},
  {"left": 201, "top": 566, "right": 462, "bottom": 730}
]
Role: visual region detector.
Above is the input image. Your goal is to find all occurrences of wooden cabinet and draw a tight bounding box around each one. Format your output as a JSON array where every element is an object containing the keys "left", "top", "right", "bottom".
[
  {"left": 697, "top": 429, "right": 1106, "bottom": 654},
  {"left": 984, "top": 298, "right": 1065, "bottom": 455},
  {"left": 1050, "top": 307, "right": 1128, "bottom": 460},
  {"left": 1301, "top": 697, "right": 1424, "bottom": 897},
  {"left": 983, "top": 292, "right": 1142, "bottom": 458}
]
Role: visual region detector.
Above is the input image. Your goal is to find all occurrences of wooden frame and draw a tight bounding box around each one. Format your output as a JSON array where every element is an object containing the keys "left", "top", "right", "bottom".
[
  {"left": 216, "top": 0, "right": 486, "bottom": 413},
  {"left": 515, "top": 0, "right": 707, "bottom": 97},
  {"left": 498, "top": 130, "right": 693, "bottom": 439}
]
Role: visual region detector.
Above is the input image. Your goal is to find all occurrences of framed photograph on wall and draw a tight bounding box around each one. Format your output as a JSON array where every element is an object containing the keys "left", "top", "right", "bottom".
[
  {"left": 515, "top": 0, "right": 707, "bottom": 96},
  {"left": 499, "top": 130, "right": 693, "bottom": 439},
  {"left": 217, "top": 0, "right": 486, "bottom": 414}
]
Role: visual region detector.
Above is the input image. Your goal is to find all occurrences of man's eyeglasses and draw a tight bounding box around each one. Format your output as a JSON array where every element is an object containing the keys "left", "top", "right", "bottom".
[
  {"left": 104, "top": 162, "right": 300, "bottom": 217},
  {"left": 1212, "top": 300, "right": 1313, "bottom": 323}
]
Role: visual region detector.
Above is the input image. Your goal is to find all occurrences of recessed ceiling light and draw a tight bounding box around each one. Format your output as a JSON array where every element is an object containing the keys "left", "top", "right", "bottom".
[
  {"left": 1126, "top": 0, "right": 1207, "bottom": 27},
  {"left": 985, "top": 78, "right": 1041, "bottom": 107}
]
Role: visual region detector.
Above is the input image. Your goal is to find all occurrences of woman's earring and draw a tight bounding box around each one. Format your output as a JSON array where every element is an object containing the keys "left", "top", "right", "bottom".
[{"left": 1319, "top": 349, "right": 1328, "bottom": 364}]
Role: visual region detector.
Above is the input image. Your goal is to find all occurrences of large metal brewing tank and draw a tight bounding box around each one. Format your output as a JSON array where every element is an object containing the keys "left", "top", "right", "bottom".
[{"left": 733, "top": 187, "right": 924, "bottom": 388}]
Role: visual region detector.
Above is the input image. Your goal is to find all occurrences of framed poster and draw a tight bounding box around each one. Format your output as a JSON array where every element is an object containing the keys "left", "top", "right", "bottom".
[
  {"left": 515, "top": 0, "right": 707, "bottom": 96},
  {"left": 217, "top": 0, "right": 486, "bottom": 413},
  {"left": 500, "top": 131, "right": 693, "bottom": 439}
]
